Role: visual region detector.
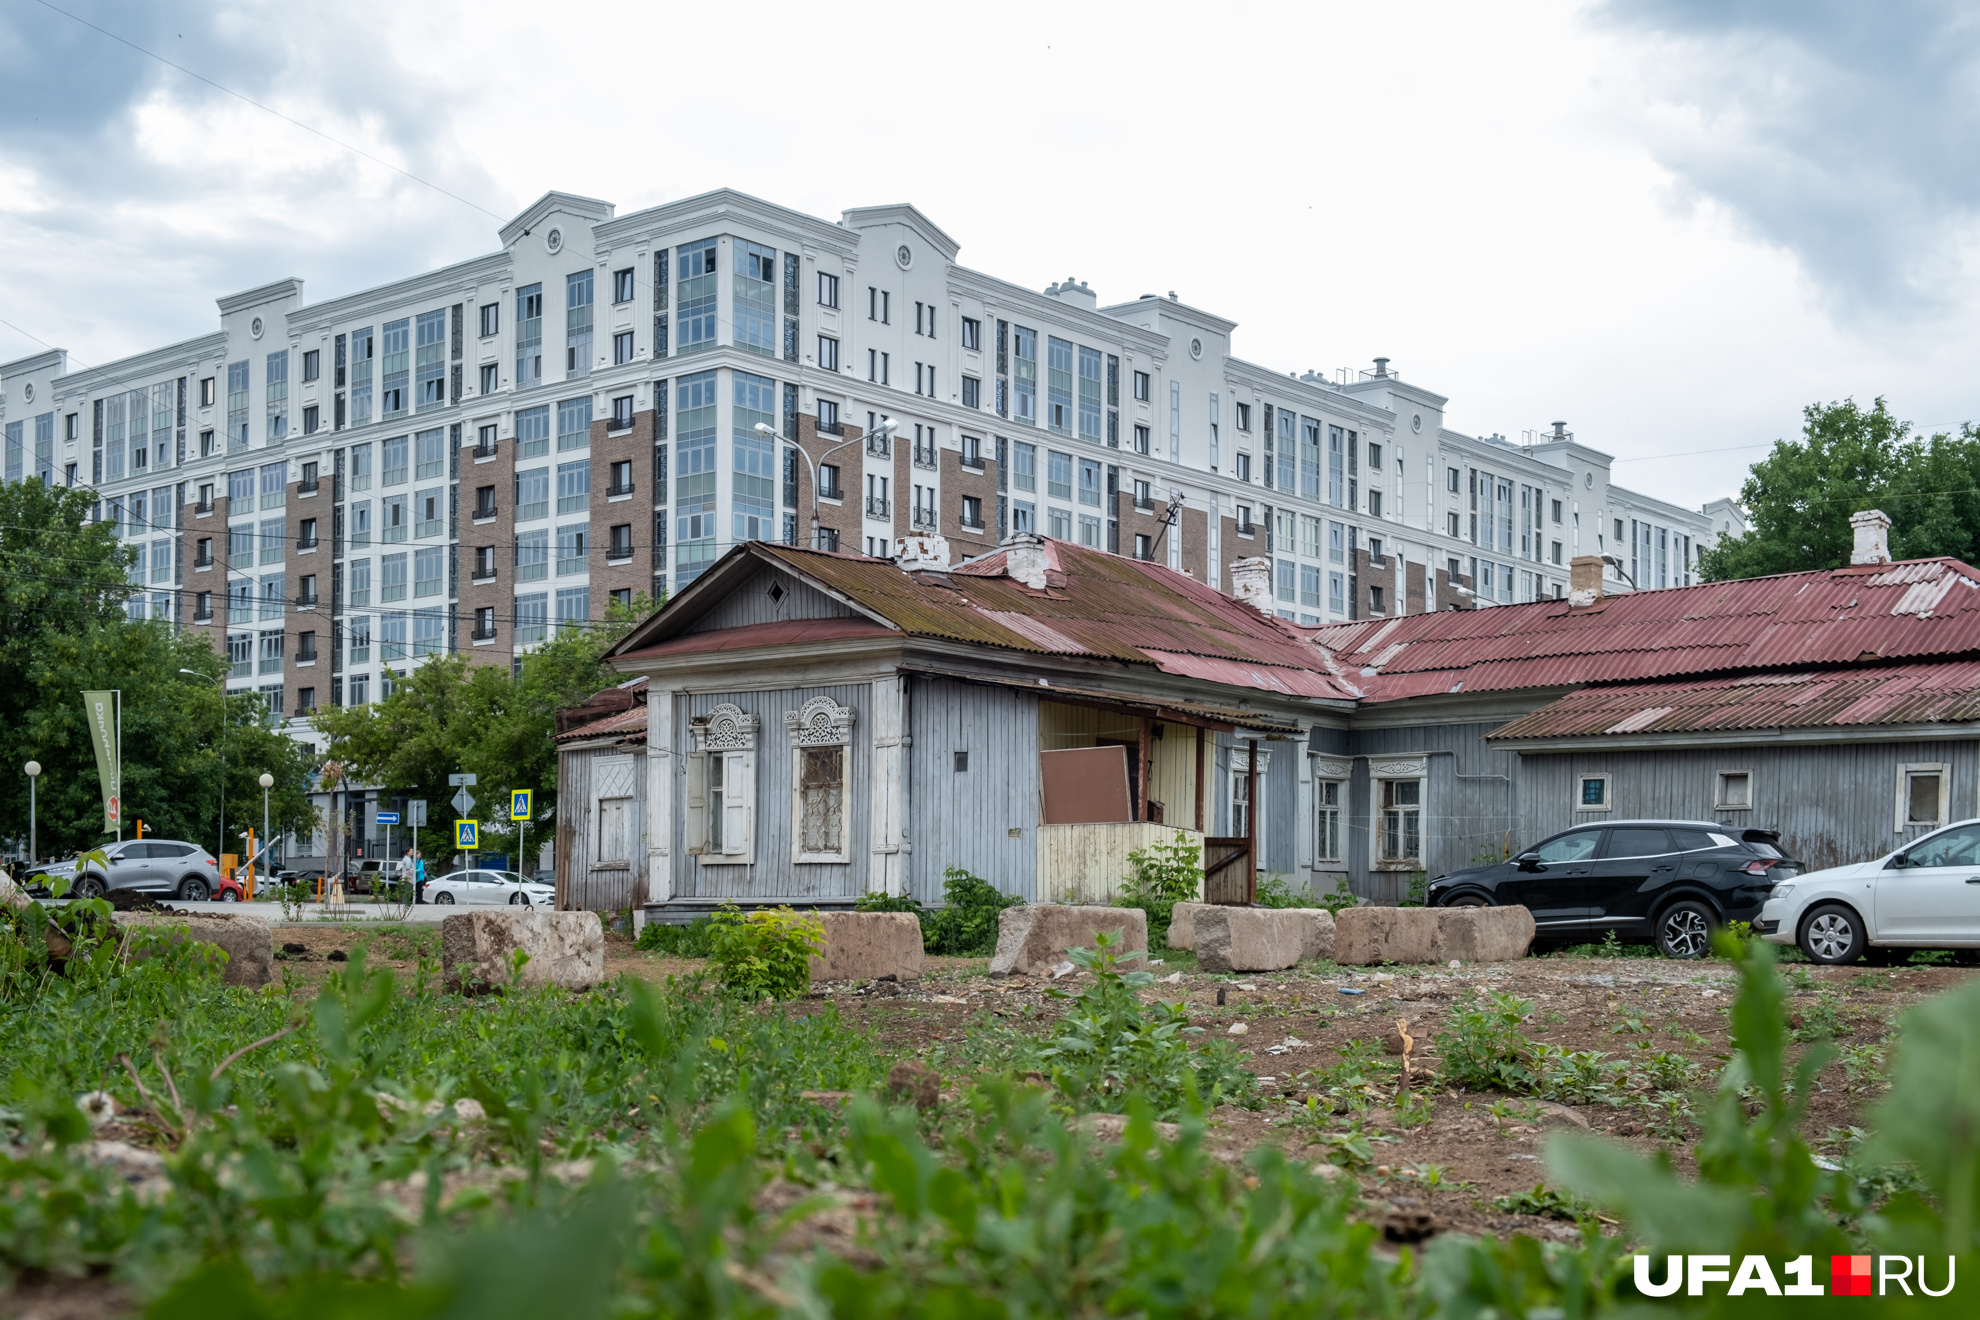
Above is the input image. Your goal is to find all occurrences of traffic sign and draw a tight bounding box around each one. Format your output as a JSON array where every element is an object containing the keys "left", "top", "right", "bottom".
[
  {"left": 451, "top": 787, "right": 476, "bottom": 816},
  {"left": 455, "top": 819, "right": 478, "bottom": 849},
  {"left": 510, "top": 789, "right": 532, "bottom": 822},
  {"left": 375, "top": 810, "right": 401, "bottom": 825},
  {"left": 448, "top": 773, "right": 478, "bottom": 786},
  {"left": 408, "top": 799, "right": 428, "bottom": 826}
]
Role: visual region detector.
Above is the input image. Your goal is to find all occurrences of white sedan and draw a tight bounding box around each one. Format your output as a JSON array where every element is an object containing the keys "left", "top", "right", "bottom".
[
  {"left": 1758, "top": 818, "right": 1980, "bottom": 964},
  {"left": 424, "top": 869, "right": 557, "bottom": 907}
]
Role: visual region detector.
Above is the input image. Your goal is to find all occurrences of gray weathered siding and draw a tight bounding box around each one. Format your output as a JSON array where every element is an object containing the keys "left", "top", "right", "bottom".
[
  {"left": 682, "top": 567, "right": 855, "bottom": 633},
  {"left": 669, "top": 684, "right": 871, "bottom": 900},
  {"left": 556, "top": 742, "right": 647, "bottom": 914},
  {"left": 908, "top": 677, "right": 1040, "bottom": 903},
  {"left": 1343, "top": 722, "right": 1518, "bottom": 901},
  {"left": 1519, "top": 740, "right": 1980, "bottom": 870},
  {"left": 1211, "top": 732, "right": 1299, "bottom": 876}
]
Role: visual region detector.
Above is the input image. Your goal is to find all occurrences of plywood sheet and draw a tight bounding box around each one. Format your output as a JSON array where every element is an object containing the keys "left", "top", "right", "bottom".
[{"left": 1039, "top": 746, "right": 1133, "bottom": 824}]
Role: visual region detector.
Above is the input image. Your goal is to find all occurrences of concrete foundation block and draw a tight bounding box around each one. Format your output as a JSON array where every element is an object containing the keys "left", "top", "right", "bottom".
[
  {"left": 1334, "top": 907, "right": 1439, "bottom": 965},
  {"left": 441, "top": 909, "right": 604, "bottom": 992},
  {"left": 989, "top": 905, "right": 1146, "bottom": 977},
  {"left": 1165, "top": 901, "right": 1211, "bottom": 950},
  {"left": 114, "top": 912, "right": 274, "bottom": 987},
  {"left": 1196, "top": 907, "right": 1306, "bottom": 973},
  {"left": 1291, "top": 907, "right": 1337, "bottom": 961},
  {"left": 1432, "top": 905, "right": 1535, "bottom": 962},
  {"left": 810, "top": 911, "right": 925, "bottom": 982}
]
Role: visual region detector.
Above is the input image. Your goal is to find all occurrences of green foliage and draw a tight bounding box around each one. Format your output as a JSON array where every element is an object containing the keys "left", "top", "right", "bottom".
[
  {"left": 1035, "top": 930, "right": 1255, "bottom": 1118},
  {"left": 1400, "top": 869, "right": 1430, "bottom": 907},
  {"left": 1493, "top": 1183, "right": 1599, "bottom": 1224},
  {"left": 1436, "top": 989, "right": 1540, "bottom": 1093},
  {"left": 1700, "top": 396, "right": 1980, "bottom": 581},
  {"left": 854, "top": 889, "right": 922, "bottom": 914},
  {"left": 919, "top": 868, "right": 1021, "bottom": 956},
  {"left": 1117, "top": 830, "right": 1203, "bottom": 945},
  {"left": 1253, "top": 871, "right": 1301, "bottom": 908},
  {"left": 704, "top": 905, "right": 823, "bottom": 999},
  {"left": 1317, "top": 873, "right": 1360, "bottom": 915},
  {"left": 634, "top": 915, "right": 715, "bottom": 958},
  {"left": 315, "top": 593, "right": 656, "bottom": 858}
]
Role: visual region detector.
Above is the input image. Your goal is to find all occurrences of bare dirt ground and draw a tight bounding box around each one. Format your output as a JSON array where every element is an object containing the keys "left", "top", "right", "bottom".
[{"left": 263, "top": 924, "right": 1958, "bottom": 1245}]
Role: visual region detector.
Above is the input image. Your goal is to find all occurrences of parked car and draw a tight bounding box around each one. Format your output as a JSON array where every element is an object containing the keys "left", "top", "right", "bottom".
[
  {"left": 26, "top": 840, "right": 225, "bottom": 901},
  {"left": 422, "top": 868, "right": 556, "bottom": 907},
  {"left": 1758, "top": 817, "right": 1980, "bottom": 964},
  {"left": 1427, "top": 819, "right": 1800, "bottom": 958}
]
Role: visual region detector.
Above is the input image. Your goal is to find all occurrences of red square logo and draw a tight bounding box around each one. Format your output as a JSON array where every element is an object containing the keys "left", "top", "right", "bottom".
[{"left": 1831, "top": 1256, "right": 1873, "bottom": 1297}]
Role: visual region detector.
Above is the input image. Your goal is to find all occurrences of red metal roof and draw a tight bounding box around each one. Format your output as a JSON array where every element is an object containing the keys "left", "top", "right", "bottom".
[
  {"left": 1488, "top": 660, "right": 1980, "bottom": 740},
  {"left": 1307, "top": 558, "right": 1980, "bottom": 702},
  {"left": 557, "top": 701, "right": 649, "bottom": 743},
  {"left": 716, "top": 539, "right": 1365, "bottom": 700}
]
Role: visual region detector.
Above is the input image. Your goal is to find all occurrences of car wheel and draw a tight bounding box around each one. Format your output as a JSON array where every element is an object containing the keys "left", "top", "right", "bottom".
[
  {"left": 434, "top": 892, "right": 455, "bottom": 905},
  {"left": 218, "top": 888, "right": 240, "bottom": 902},
  {"left": 1444, "top": 894, "right": 1489, "bottom": 907},
  {"left": 1655, "top": 900, "right": 1717, "bottom": 959},
  {"left": 72, "top": 874, "right": 107, "bottom": 900},
  {"left": 1799, "top": 903, "right": 1866, "bottom": 965},
  {"left": 178, "top": 877, "right": 209, "bottom": 902}
]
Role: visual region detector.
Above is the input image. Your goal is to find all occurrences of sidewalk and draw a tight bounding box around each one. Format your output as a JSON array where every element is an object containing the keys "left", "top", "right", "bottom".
[{"left": 161, "top": 901, "right": 453, "bottom": 925}]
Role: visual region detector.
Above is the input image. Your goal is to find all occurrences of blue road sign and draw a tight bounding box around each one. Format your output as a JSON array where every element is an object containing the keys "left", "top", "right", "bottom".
[
  {"left": 510, "top": 789, "right": 532, "bottom": 822},
  {"left": 455, "top": 820, "right": 478, "bottom": 849},
  {"left": 375, "top": 811, "right": 401, "bottom": 825}
]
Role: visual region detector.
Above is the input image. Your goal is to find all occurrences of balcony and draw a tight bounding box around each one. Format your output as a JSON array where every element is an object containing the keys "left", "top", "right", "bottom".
[
  {"left": 294, "top": 591, "right": 320, "bottom": 609},
  {"left": 194, "top": 499, "right": 214, "bottom": 516},
  {"left": 606, "top": 414, "right": 633, "bottom": 433},
  {"left": 297, "top": 477, "right": 320, "bottom": 496},
  {"left": 865, "top": 435, "right": 890, "bottom": 458},
  {"left": 960, "top": 515, "right": 985, "bottom": 532},
  {"left": 470, "top": 565, "right": 497, "bottom": 584},
  {"left": 865, "top": 496, "right": 890, "bottom": 520},
  {"left": 296, "top": 643, "right": 318, "bottom": 663},
  {"left": 193, "top": 550, "right": 214, "bottom": 569},
  {"left": 912, "top": 446, "right": 937, "bottom": 471},
  {"left": 473, "top": 440, "right": 498, "bottom": 460},
  {"left": 474, "top": 502, "right": 498, "bottom": 520},
  {"left": 471, "top": 624, "right": 496, "bottom": 641},
  {"left": 192, "top": 605, "right": 213, "bottom": 623},
  {"left": 819, "top": 479, "right": 843, "bottom": 501},
  {"left": 606, "top": 542, "right": 635, "bottom": 563},
  {"left": 816, "top": 418, "right": 845, "bottom": 437},
  {"left": 296, "top": 534, "right": 319, "bottom": 552},
  {"left": 605, "top": 479, "right": 634, "bottom": 498},
  {"left": 911, "top": 508, "right": 937, "bottom": 531},
  {"left": 960, "top": 454, "right": 985, "bottom": 472}
]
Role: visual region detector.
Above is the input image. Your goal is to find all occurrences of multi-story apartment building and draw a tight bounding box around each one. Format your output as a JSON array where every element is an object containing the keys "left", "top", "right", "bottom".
[{"left": 1, "top": 187, "right": 1734, "bottom": 863}]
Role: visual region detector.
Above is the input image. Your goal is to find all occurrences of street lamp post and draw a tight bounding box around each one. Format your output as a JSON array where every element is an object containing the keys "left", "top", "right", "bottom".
[
  {"left": 23, "top": 761, "right": 40, "bottom": 867},
  {"left": 259, "top": 772, "right": 274, "bottom": 888},
  {"left": 756, "top": 417, "right": 894, "bottom": 551},
  {"left": 180, "top": 669, "right": 226, "bottom": 870}
]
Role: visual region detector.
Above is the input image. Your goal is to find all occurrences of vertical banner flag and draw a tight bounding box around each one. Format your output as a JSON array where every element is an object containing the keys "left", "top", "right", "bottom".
[{"left": 82, "top": 690, "right": 120, "bottom": 831}]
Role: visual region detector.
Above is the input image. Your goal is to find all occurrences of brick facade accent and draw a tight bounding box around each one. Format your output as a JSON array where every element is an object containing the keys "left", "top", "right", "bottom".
[
  {"left": 1115, "top": 492, "right": 1174, "bottom": 566},
  {"left": 939, "top": 448, "right": 999, "bottom": 560},
  {"left": 288, "top": 474, "right": 330, "bottom": 717},
  {"left": 588, "top": 408, "right": 655, "bottom": 613},
  {"left": 793, "top": 413, "right": 867, "bottom": 555},
  {"left": 183, "top": 493, "right": 226, "bottom": 655},
  {"left": 459, "top": 419, "right": 518, "bottom": 668},
  {"left": 1178, "top": 505, "right": 1209, "bottom": 582},
  {"left": 1217, "top": 513, "right": 1265, "bottom": 593}
]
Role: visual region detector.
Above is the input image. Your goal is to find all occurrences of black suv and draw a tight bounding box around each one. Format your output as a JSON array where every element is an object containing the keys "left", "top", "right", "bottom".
[{"left": 1426, "top": 819, "right": 1800, "bottom": 958}]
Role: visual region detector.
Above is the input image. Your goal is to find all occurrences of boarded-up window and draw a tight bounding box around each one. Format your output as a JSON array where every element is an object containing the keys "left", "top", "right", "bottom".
[
  {"left": 597, "top": 797, "right": 631, "bottom": 863},
  {"left": 798, "top": 747, "right": 845, "bottom": 856}
]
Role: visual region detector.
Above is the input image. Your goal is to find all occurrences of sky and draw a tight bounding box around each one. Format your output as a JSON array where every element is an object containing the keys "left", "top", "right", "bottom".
[{"left": 5, "top": 0, "right": 1980, "bottom": 511}]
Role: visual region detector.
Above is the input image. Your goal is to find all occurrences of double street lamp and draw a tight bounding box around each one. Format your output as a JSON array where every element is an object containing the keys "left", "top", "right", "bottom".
[{"left": 756, "top": 417, "right": 896, "bottom": 551}]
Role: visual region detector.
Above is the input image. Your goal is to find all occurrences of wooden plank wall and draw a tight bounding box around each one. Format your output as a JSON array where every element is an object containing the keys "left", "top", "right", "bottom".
[
  {"left": 1036, "top": 823, "right": 1203, "bottom": 904},
  {"left": 681, "top": 566, "right": 856, "bottom": 632},
  {"left": 908, "top": 678, "right": 1040, "bottom": 904},
  {"left": 556, "top": 742, "right": 647, "bottom": 915}
]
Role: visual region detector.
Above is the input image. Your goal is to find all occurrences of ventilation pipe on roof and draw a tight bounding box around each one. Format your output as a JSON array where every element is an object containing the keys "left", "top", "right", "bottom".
[
  {"left": 1850, "top": 509, "right": 1892, "bottom": 565},
  {"left": 1002, "top": 532, "right": 1049, "bottom": 590},
  {"left": 1568, "top": 555, "right": 1605, "bottom": 607},
  {"left": 1372, "top": 357, "right": 1390, "bottom": 378},
  {"left": 1229, "top": 556, "right": 1274, "bottom": 616}
]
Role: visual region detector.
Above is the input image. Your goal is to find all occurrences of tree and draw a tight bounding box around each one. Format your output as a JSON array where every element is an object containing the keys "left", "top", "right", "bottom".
[
  {"left": 1699, "top": 398, "right": 1980, "bottom": 580},
  {"left": 314, "top": 594, "right": 655, "bottom": 867},
  {"left": 0, "top": 481, "right": 315, "bottom": 859}
]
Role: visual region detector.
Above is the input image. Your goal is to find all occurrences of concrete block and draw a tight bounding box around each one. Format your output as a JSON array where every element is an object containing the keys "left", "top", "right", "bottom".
[
  {"left": 441, "top": 909, "right": 604, "bottom": 992},
  {"left": 989, "top": 905, "right": 1146, "bottom": 977},
  {"left": 1334, "top": 907, "right": 1439, "bottom": 966},
  {"left": 1165, "top": 901, "right": 1211, "bottom": 950},
  {"left": 1292, "top": 908, "right": 1337, "bottom": 961},
  {"left": 114, "top": 912, "right": 274, "bottom": 987},
  {"left": 1196, "top": 907, "right": 1305, "bottom": 973},
  {"left": 809, "top": 911, "right": 924, "bottom": 982},
  {"left": 1432, "top": 905, "right": 1535, "bottom": 962}
]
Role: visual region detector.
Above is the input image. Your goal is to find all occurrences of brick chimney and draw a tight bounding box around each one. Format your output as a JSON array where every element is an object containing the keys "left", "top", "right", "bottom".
[
  {"left": 1229, "top": 556, "right": 1274, "bottom": 615},
  {"left": 1568, "top": 554, "right": 1605, "bottom": 607},
  {"left": 894, "top": 534, "right": 953, "bottom": 576},
  {"left": 1850, "top": 509, "right": 1892, "bottom": 565},
  {"left": 1001, "top": 533, "right": 1048, "bottom": 590}
]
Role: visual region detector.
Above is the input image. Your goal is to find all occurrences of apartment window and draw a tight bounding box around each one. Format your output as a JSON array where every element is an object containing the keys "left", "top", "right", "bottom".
[
  {"left": 1133, "top": 424, "right": 1150, "bottom": 455},
  {"left": 1276, "top": 558, "right": 1294, "bottom": 601},
  {"left": 556, "top": 397, "right": 591, "bottom": 451},
  {"left": 1011, "top": 501, "right": 1035, "bottom": 534},
  {"left": 1235, "top": 452, "right": 1251, "bottom": 482},
  {"left": 415, "top": 309, "right": 446, "bottom": 410},
  {"left": 608, "top": 330, "right": 634, "bottom": 366},
  {"left": 410, "top": 545, "right": 441, "bottom": 598},
  {"left": 1046, "top": 507, "right": 1071, "bottom": 539},
  {"left": 1077, "top": 457, "right": 1101, "bottom": 506},
  {"left": 380, "top": 318, "right": 409, "bottom": 417},
  {"left": 1370, "top": 489, "right": 1384, "bottom": 519},
  {"left": 415, "top": 488, "right": 443, "bottom": 538},
  {"left": 1369, "top": 584, "right": 1386, "bottom": 613},
  {"left": 562, "top": 269, "right": 595, "bottom": 377},
  {"left": 515, "top": 284, "right": 543, "bottom": 389},
  {"left": 960, "top": 433, "right": 983, "bottom": 467},
  {"left": 1133, "top": 533, "right": 1152, "bottom": 560},
  {"left": 1077, "top": 345, "right": 1102, "bottom": 441},
  {"left": 609, "top": 394, "right": 633, "bottom": 432},
  {"left": 412, "top": 427, "right": 443, "bottom": 480},
  {"left": 607, "top": 458, "right": 633, "bottom": 497},
  {"left": 298, "top": 516, "right": 318, "bottom": 549},
  {"left": 817, "top": 271, "right": 839, "bottom": 308},
  {"left": 200, "top": 377, "right": 216, "bottom": 407},
  {"left": 961, "top": 375, "right": 980, "bottom": 409},
  {"left": 301, "top": 349, "right": 320, "bottom": 384},
  {"left": 556, "top": 459, "right": 590, "bottom": 514},
  {"left": 609, "top": 523, "right": 634, "bottom": 559},
  {"left": 479, "top": 302, "right": 499, "bottom": 338},
  {"left": 1329, "top": 570, "right": 1344, "bottom": 614},
  {"left": 1235, "top": 402, "right": 1251, "bottom": 432},
  {"left": 612, "top": 267, "right": 635, "bottom": 304},
  {"left": 817, "top": 336, "right": 839, "bottom": 371},
  {"left": 1448, "top": 512, "right": 1461, "bottom": 537},
  {"left": 516, "top": 466, "right": 550, "bottom": 522},
  {"left": 1012, "top": 326, "right": 1036, "bottom": 423},
  {"left": 1132, "top": 370, "right": 1150, "bottom": 402},
  {"left": 1013, "top": 441, "right": 1037, "bottom": 491},
  {"left": 556, "top": 524, "right": 588, "bottom": 575},
  {"left": 381, "top": 435, "right": 408, "bottom": 486},
  {"left": 866, "top": 287, "right": 892, "bottom": 323},
  {"left": 267, "top": 352, "right": 291, "bottom": 440},
  {"left": 1551, "top": 498, "right": 1564, "bottom": 524},
  {"left": 477, "top": 362, "right": 498, "bottom": 396},
  {"left": 1047, "top": 449, "right": 1073, "bottom": 499},
  {"left": 1551, "top": 541, "right": 1563, "bottom": 565},
  {"left": 733, "top": 239, "right": 777, "bottom": 357},
  {"left": 1379, "top": 778, "right": 1422, "bottom": 863},
  {"left": 1315, "top": 780, "right": 1343, "bottom": 863},
  {"left": 961, "top": 317, "right": 980, "bottom": 351},
  {"left": 816, "top": 462, "right": 842, "bottom": 500},
  {"left": 1045, "top": 336, "right": 1073, "bottom": 434},
  {"left": 961, "top": 495, "right": 984, "bottom": 530}
]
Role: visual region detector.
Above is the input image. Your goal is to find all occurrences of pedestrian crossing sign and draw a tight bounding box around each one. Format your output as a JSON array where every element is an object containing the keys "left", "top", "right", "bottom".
[
  {"left": 455, "top": 819, "right": 478, "bottom": 849},
  {"left": 511, "top": 789, "right": 532, "bottom": 822}
]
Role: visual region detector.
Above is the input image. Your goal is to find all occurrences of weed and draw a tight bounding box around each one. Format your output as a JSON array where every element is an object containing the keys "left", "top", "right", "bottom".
[
  {"left": 1316, "top": 874, "right": 1359, "bottom": 916},
  {"left": 1792, "top": 992, "right": 1843, "bottom": 1043},
  {"left": 1436, "top": 989, "right": 1536, "bottom": 1093},
  {"left": 1607, "top": 1010, "right": 1652, "bottom": 1036},
  {"left": 636, "top": 914, "right": 715, "bottom": 957},
  {"left": 1630, "top": 1048, "right": 1702, "bottom": 1093},
  {"left": 920, "top": 867, "right": 1023, "bottom": 956},
  {"left": 1493, "top": 1183, "right": 1599, "bottom": 1224},
  {"left": 704, "top": 905, "right": 823, "bottom": 999},
  {"left": 1531, "top": 1045, "right": 1627, "bottom": 1106},
  {"left": 1253, "top": 872, "right": 1301, "bottom": 909},
  {"left": 1394, "top": 1091, "right": 1437, "bottom": 1128},
  {"left": 1399, "top": 870, "right": 1430, "bottom": 908},
  {"left": 1117, "top": 831, "right": 1203, "bottom": 946},
  {"left": 1597, "top": 929, "right": 1623, "bottom": 958},
  {"left": 1837, "top": 1042, "right": 1887, "bottom": 1092}
]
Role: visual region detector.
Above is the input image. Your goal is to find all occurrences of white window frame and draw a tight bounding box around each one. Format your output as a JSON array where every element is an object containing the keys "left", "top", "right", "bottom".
[
  {"left": 1367, "top": 757, "right": 1427, "bottom": 869},
  {"left": 1311, "top": 756, "right": 1350, "bottom": 866},
  {"left": 1714, "top": 769, "right": 1753, "bottom": 812},
  {"left": 785, "top": 696, "right": 856, "bottom": 864},
  {"left": 1228, "top": 747, "right": 1272, "bottom": 843},
  {"left": 1575, "top": 772, "right": 1613, "bottom": 814},
  {"left": 1897, "top": 762, "right": 1951, "bottom": 833},
  {"left": 688, "top": 703, "right": 758, "bottom": 865}
]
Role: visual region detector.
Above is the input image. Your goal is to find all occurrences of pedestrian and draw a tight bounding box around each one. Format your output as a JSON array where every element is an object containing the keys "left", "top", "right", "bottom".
[
  {"left": 413, "top": 849, "right": 427, "bottom": 904},
  {"left": 403, "top": 848, "right": 419, "bottom": 903}
]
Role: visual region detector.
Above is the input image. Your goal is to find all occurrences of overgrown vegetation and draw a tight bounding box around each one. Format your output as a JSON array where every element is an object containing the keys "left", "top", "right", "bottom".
[
  {"left": 704, "top": 905, "right": 823, "bottom": 999},
  {"left": 635, "top": 914, "right": 716, "bottom": 958},
  {"left": 852, "top": 869, "right": 1023, "bottom": 957},
  {"left": 1116, "top": 830, "right": 1204, "bottom": 946}
]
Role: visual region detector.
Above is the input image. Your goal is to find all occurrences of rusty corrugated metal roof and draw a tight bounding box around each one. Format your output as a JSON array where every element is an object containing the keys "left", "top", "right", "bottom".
[
  {"left": 557, "top": 702, "right": 649, "bottom": 743},
  {"left": 1310, "top": 558, "right": 1980, "bottom": 701},
  {"left": 1487, "top": 660, "right": 1980, "bottom": 740}
]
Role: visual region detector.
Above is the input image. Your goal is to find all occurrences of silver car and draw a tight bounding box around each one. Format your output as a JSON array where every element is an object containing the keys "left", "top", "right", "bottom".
[
  {"left": 31, "top": 839, "right": 224, "bottom": 901},
  {"left": 423, "top": 868, "right": 557, "bottom": 907}
]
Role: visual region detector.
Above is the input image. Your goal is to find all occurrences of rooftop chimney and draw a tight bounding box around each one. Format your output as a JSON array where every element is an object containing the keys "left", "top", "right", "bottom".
[
  {"left": 1001, "top": 533, "right": 1048, "bottom": 590},
  {"left": 1850, "top": 509, "right": 1892, "bottom": 565},
  {"left": 1229, "top": 556, "right": 1274, "bottom": 616},
  {"left": 1552, "top": 421, "right": 1567, "bottom": 440},
  {"left": 1372, "top": 357, "right": 1390, "bottom": 378},
  {"left": 894, "top": 534, "right": 954, "bottom": 576},
  {"left": 1568, "top": 554, "right": 1605, "bottom": 607}
]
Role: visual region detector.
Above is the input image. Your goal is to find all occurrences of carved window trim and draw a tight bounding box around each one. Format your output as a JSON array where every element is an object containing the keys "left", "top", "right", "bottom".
[
  {"left": 688, "top": 703, "right": 758, "bottom": 865},
  {"left": 785, "top": 696, "right": 855, "bottom": 864}
]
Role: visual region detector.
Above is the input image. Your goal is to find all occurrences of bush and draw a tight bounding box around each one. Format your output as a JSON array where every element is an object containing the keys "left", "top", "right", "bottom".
[
  {"left": 920, "top": 867, "right": 1021, "bottom": 957},
  {"left": 704, "top": 905, "right": 823, "bottom": 999},
  {"left": 1253, "top": 872, "right": 1302, "bottom": 908},
  {"left": 635, "top": 915, "right": 715, "bottom": 958},
  {"left": 854, "top": 889, "right": 922, "bottom": 914},
  {"left": 1117, "top": 830, "right": 1203, "bottom": 946},
  {"left": 1317, "top": 874, "right": 1360, "bottom": 915}
]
